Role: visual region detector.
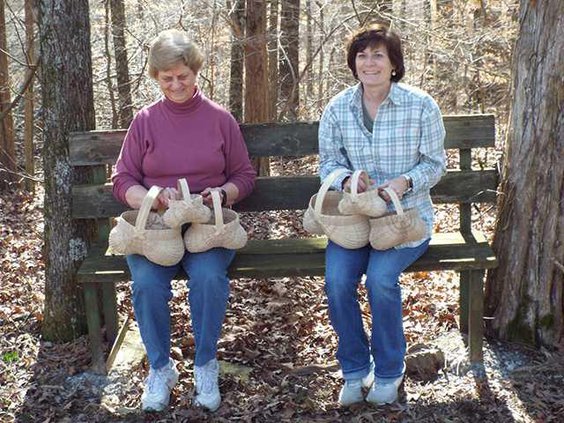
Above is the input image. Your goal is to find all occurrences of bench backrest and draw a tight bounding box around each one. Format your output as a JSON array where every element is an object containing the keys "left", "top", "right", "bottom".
[{"left": 70, "top": 114, "right": 497, "bottom": 240}]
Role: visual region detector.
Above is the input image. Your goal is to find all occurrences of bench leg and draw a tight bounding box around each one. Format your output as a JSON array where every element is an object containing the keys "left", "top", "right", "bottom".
[
  {"left": 459, "top": 270, "right": 470, "bottom": 334},
  {"left": 468, "top": 270, "right": 485, "bottom": 363},
  {"left": 83, "top": 283, "right": 106, "bottom": 374},
  {"left": 102, "top": 282, "right": 119, "bottom": 346}
]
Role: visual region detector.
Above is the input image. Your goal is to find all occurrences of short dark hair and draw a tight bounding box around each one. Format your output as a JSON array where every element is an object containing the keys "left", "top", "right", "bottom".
[{"left": 346, "top": 23, "right": 405, "bottom": 82}]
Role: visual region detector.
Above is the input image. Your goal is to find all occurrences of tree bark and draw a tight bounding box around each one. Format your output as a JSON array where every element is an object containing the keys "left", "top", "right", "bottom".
[
  {"left": 245, "top": 0, "right": 269, "bottom": 176},
  {"left": 228, "top": 0, "right": 244, "bottom": 121},
  {"left": 110, "top": 0, "right": 133, "bottom": 128},
  {"left": 104, "top": 0, "right": 118, "bottom": 128},
  {"left": 24, "top": 0, "right": 35, "bottom": 192},
  {"left": 39, "top": 0, "right": 96, "bottom": 341},
  {"left": 0, "top": 0, "right": 16, "bottom": 189},
  {"left": 279, "top": 0, "right": 299, "bottom": 120},
  {"left": 304, "top": 0, "right": 312, "bottom": 105},
  {"left": 485, "top": 0, "right": 564, "bottom": 349},
  {"left": 268, "top": 0, "right": 279, "bottom": 120}
]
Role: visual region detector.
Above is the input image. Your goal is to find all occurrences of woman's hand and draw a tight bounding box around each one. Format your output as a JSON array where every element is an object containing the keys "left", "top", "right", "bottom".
[
  {"left": 342, "top": 174, "right": 373, "bottom": 193},
  {"left": 378, "top": 176, "right": 410, "bottom": 202},
  {"left": 154, "top": 187, "right": 179, "bottom": 209},
  {"left": 201, "top": 187, "right": 226, "bottom": 207}
]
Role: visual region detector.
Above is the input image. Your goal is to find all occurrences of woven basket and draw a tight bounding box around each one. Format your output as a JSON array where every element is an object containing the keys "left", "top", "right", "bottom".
[
  {"left": 184, "top": 189, "right": 248, "bottom": 253},
  {"left": 338, "top": 170, "right": 387, "bottom": 217},
  {"left": 108, "top": 186, "right": 185, "bottom": 266},
  {"left": 369, "top": 187, "right": 427, "bottom": 250},
  {"left": 162, "top": 178, "right": 211, "bottom": 228},
  {"left": 303, "top": 169, "right": 370, "bottom": 249},
  {"left": 303, "top": 192, "right": 325, "bottom": 234}
]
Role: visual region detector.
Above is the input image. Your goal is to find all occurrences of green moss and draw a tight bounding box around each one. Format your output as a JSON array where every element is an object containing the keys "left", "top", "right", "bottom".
[
  {"left": 506, "top": 317, "right": 535, "bottom": 345},
  {"left": 505, "top": 298, "right": 536, "bottom": 345},
  {"left": 539, "top": 314, "right": 554, "bottom": 329}
]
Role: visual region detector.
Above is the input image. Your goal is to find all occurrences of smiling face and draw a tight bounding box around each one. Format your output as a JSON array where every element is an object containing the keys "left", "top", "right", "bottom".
[
  {"left": 156, "top": 63, "right": 198, "bottom": 103},
  {"left": 355, "top": 44, "right": 395, "bottom": 90}
]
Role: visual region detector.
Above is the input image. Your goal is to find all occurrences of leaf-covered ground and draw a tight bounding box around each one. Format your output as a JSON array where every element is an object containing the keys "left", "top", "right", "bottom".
[{"left": 1, "top": 184, "right": 563, "bottom": 423}]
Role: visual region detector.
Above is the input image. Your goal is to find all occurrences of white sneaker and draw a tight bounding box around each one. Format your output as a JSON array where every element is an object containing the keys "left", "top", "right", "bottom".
[
  {"left": 141, "top": 359, "right": 179, "bottom": 412},
  {"left": 365, "top": 374, "right": 403, "bottom": 405},
  {"left": 338, "top": 366, "right": 375, "bottom": 406},
  {"left": 193, "top": 359, "right": 221, "bottom": 412}
]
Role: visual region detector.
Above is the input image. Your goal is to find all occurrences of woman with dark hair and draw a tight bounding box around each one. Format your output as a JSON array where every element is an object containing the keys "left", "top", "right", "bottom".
[
  {"left": 318, "top": 23, "right": 446, "bottom": 406},
  {"left": 112, "top": 29, "right": 255, "bottom": 412}
]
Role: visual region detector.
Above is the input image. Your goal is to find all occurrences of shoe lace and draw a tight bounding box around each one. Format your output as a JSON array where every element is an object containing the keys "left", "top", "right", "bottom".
[{"left": 195, "top": 361, "right": 218, "bottom": 395}]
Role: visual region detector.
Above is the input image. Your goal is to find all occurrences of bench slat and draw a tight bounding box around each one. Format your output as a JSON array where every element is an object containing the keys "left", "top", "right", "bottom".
[
  {"left": 72, "top": 169, "right": 498, "bottom": 218},
  {"left": 76, "top": 231, "right": 497, "bottom": 282},
  {"left": 69, "top": 115, "right": 495, "bottom": 165}
]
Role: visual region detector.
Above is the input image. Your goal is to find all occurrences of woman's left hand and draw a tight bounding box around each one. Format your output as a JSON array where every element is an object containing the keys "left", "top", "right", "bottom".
[
  {"left": 378, "top": 176, "right": 410, "bottom": 202},
  {"left": 201, "top": 187, "right": 226, "bottom": 207}
]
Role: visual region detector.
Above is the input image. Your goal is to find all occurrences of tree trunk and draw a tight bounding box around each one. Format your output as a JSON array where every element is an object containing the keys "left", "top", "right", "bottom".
[
  {"left": 39, "top": 0, "right": 96, "bottom": 341},
  {"left": 0, "top": 0, "right": 16, "bottom": 190},
  {"left": 110, "top": 0, "right": 133, "bottom": 128},
  {"left": 24, "top": 0, "right": 35, "bottom": 192},
  {"left": 268, "top": 0, "right": 279, "bottom": 120},
  {"left": 304, "top": 0, "right": 312, "bottom": 106},
  {"left": 228, "top": 0, "right": 244, "bottom": 121},
  {"left": 316, "top": 1, "right": 324, "bottom": 108},
  {"left": 279, "top": 0, "right": 299, "bottom": 120},
  {"left": 206, "top": 0, "right": 219, "bottom": 100},
  {"left": 245, "top": 0, "right": 269, "bottom": 176},
  {"left": 104, "top": 0, "right": 118, "bottom": 128},
  {"left": 485, "top": 0, "right": 564, "bottom": 349}
]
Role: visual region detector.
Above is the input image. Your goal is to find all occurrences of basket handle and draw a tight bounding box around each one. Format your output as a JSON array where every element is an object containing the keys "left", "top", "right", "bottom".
[
  {"left": 135, "top": 186, "right": 162, "bottom": 230},
  {"left": 350, "top": 170, "right": 371, "bottom": 199},
  {"left": 210, "top": 189, "right": 224, "bottom": 231},
  {"left": 178, "top": 178, "right": 191, "bottom": 200},
  {"left": 383, "top": 187, "right": 405, "bottom": 216},
  {"left": 314, "top": 168, "right": 348, "bottom": 216}
]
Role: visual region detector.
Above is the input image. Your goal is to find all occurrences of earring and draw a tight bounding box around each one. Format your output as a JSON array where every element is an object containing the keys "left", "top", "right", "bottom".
[{"left": 391, "top": 70, "right": 397, "bottom": 76}]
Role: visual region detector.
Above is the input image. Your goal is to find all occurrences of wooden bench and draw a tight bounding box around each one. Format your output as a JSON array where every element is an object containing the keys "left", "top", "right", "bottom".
[{"left": 69, "top": 114, "right": 498, "bottom": 374}]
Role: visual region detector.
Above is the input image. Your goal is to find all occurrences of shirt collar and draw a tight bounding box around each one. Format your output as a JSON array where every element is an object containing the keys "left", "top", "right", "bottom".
[{"left": 349, "top": 82, "right": 401, "bottom": 111}]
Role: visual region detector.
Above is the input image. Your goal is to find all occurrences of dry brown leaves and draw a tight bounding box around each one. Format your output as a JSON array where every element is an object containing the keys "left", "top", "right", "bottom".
[{"left": 1, "top": 178, "right": 563, "bottom": 422}]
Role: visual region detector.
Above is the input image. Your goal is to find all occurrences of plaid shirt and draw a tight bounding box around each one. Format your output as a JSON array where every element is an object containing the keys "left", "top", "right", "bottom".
[{"left": 319, "top": 82, "right": 446, "bottom": 248}]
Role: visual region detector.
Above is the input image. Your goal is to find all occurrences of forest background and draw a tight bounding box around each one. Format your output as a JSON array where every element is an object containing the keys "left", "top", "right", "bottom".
[{"left": 1, "top": 0, "right": 563, "bottom": 422}]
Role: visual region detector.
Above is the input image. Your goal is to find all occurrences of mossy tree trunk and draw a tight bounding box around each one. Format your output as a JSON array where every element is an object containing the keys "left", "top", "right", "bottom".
[
  {"left": 485, "top": 0, "right": 564, "bottom": 349},
  {"left": 39, "top": 0, "right": 96, "bottom": 341}
]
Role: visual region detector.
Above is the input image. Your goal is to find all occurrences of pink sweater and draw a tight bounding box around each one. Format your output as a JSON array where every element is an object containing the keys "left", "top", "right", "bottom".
[{"left": 112, "top": 88, "right": 256, "bottom": 205}]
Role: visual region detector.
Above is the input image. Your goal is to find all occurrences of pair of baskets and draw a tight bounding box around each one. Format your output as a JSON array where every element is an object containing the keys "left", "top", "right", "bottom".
[
  {"left": 303, "top": 169, "right": 426, "bottom": 250},
  {"left": 108, "top": 179, "right": 247, "bottom": 266}
]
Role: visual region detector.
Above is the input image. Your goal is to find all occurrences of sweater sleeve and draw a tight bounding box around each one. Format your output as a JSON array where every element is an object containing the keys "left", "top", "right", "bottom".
[
  {"left": 223, "top": 114, "right": 256, "bottom": 202},
  {"left": 111, "top": 113, "right": 147, "bottom": 205}
]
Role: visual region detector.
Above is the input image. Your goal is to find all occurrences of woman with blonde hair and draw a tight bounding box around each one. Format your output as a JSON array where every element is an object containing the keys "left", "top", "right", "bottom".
[{"left": 112, "top": 28, "right": 256, "bottom": 412}]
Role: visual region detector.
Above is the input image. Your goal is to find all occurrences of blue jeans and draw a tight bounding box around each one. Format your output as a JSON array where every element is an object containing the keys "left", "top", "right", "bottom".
[
  {"left": 325, "top": 239, "right": 429, "bottom": 382},
  {"left": 126, "top": 248, "right": 236, "bottom": 370}
]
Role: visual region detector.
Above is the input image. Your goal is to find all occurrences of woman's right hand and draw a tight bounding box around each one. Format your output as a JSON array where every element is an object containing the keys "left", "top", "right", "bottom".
[
  {"left": 342, "top": 173, "right": 372, "bottom": 193},
  {"left": 154, "top": 187, "right": 180, "bottom": 209}
]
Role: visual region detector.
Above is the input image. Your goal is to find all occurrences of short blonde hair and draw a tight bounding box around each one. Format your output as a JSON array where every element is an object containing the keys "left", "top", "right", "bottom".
[{"left": 148, "top": 29, "right": 204, "bottom": 79}]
